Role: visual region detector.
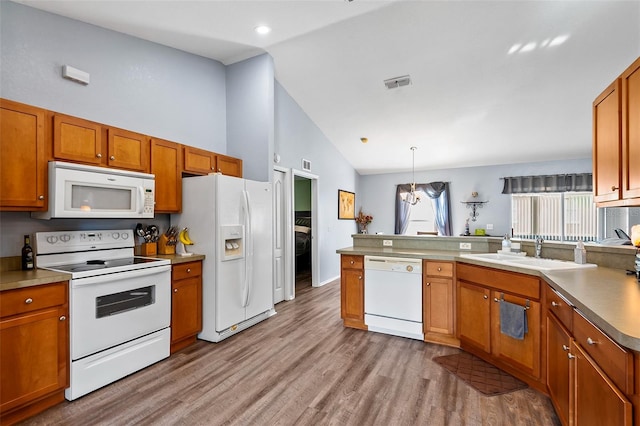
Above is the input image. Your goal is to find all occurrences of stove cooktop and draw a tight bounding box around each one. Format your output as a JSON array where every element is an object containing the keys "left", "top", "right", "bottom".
[{"left": 49, "top": 257, "right": 164, "bottom": 273}]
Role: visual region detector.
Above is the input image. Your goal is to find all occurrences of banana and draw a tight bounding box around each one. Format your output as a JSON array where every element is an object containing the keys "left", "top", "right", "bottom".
[{"left": 179, "top": 227, "right": 194, "bottom": 245}]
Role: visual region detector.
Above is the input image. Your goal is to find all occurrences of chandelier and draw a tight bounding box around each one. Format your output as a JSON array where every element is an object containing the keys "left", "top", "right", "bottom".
[{"left": 405, "top": 146, "right": 421, "bottom": 205}]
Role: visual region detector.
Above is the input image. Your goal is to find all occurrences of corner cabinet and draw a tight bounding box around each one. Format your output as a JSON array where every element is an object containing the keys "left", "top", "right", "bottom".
[
  {"left": 170, "top": 261, "right": 202, "bottom": 353},
  {"left": 456, "top": 263, "right": 542, "bottom": 390},
  {"left": 593, "top": 56, "right": 640, "bottom": 206},
  {"left": 340, "top": 254, "right": 367, "bottom": 330},
  {"left": 0, "top": 282, "right": 69, "bottom": 425},
  {"left": 423, "top": 260, "right": 458, "bottom": 347},
  {"left": 0, "top": 99, "right": 48, "bottom": 211}
]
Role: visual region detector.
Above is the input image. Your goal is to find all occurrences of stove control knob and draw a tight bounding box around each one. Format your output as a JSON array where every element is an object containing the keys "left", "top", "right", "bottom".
[
  {"left": 59, "top": 234, "right": 71, "bottom": 242},
  {"left": 46, "top": 236, "right": 58, "bottom": 244},
  {"left": 112, "top": 232, "right": 120, "bottom": 240},
  {"left": 121, "top": 233, "right": 129, "bottom": 240}
]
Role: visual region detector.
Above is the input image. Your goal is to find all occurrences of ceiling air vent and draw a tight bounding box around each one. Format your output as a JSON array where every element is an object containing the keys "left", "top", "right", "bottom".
[
  {"left": 302, "top": 159, "right": 311, "bottom": 171},
  {"left": 384, "top": 75, "right": 411, "bottom": 89}
]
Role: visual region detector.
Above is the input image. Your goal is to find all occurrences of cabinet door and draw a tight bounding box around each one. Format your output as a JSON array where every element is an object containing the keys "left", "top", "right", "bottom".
[
  {"left": 151, "top": 138, "right": 182, "bottom": 213},
  {"left": 491, "top": 291, "right": 541, "bottom": 379},
  {"left": 183, "top": 146, "right": 216, "bottom": 175},
  {"left": 572, "top": 342, "right": 632, "bottom": 426},
  {"left": 171, "top": 276, "right": 202, "bottom": 345},
  {"left": 457, "top": 281, "right": 490, "bottom": 353},
  {"left": 341, "top": 268, "right": 366, "bottom": 329},
  {"left": 217, "top": 154, "right": 243, "bottom": 177},
  {"left": 53, "top": 114, "right": 103, "bottom": 165},
  {"left": 593, "top": 79, "right": 622, "bottom": 203},
  {"left": 0, "top": 306, "right": 68, "bottom": 413},
  {"left": 621, "top": 57, "right": 640, "bottom": 201},
  {"left": 0, "top": 100, "right": 47, "bottom": 210},
  {"left": 423, "top": 277, "right": 454, "bottom": 336},
  {"left": 107, "top": 127, "right": 149, "bottom": 172},
  {"left": 547, "top": 313, "right": 572, "bottom": 426}
]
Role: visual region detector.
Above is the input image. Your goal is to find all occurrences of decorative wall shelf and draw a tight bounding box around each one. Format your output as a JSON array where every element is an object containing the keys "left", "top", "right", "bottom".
[{"left": 461, "top": 200, "right": 488, "bottom": 222}]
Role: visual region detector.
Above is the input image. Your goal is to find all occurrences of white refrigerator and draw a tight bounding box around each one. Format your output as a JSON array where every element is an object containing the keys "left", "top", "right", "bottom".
[{"left": 172, "top": 174, "right": 275, "bottom": 342}]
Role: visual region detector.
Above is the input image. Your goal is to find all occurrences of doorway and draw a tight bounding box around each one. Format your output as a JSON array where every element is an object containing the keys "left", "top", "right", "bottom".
[{"left": 272, "top": 167, "right": 319, "bottom": 304}]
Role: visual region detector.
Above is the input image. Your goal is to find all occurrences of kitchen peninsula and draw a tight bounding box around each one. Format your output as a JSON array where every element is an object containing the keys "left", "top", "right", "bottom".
[{"left": 338, "top": 234, "right": 640, "bottom": 426}]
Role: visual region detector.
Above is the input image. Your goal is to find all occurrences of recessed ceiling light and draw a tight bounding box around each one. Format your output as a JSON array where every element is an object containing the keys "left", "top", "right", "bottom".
[
  {"left": 360, "top": 137, "right": 368, "bottom": 144},
  {"left": 255, "top": 25, "right": 271, "bottom": 35}
]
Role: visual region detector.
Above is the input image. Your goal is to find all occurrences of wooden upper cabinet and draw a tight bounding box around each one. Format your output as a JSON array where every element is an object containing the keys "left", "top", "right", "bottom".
[
  {"left": 183, "top": 146, "right": 216, "bottom": 175},
  {"left": 106, "top": 127, "right": 149, "bottom": 173},
  {"left": 621, "top": 56, "right": 640, "bottom": 201},
  {"left": 593, "top": 79, "right": 622, "bottom": 204},
  {"left": 217, "top": 154, "right": 243, "bottom": 178},
  {"left": 53, "top": 114, "right": 103, "bottom": 165},
  {"left": 151, "top": 138, "right": 182, "bottom": 213},
  {"left": 183, "top": 146, "right": 243, "bottom": 177},
  {"left": 0, "top": 99, "right": 48, "bottom": 211}
]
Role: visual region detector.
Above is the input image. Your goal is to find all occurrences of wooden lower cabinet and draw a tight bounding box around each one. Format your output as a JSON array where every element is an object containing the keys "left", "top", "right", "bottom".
[
  {"left": 340, "top": 254, "right": 366, "bottom": 330},
  {"left": 423, "top": 261, "right": 457, "bottom": 346},
  {"left": 572, "top": 341, "right": 632, "bottom": 426},
  {"left": 456, "top": 263, "right": 542, "bottom": 390},
  {"left": 546, "top": 312, "right": 572, "bottom": 426},
  {"left": 170, "top": 261, "right": 202, "bottom": 353},
  {"left": 0, "top": 282, "right": 69, "bottom": 425}
]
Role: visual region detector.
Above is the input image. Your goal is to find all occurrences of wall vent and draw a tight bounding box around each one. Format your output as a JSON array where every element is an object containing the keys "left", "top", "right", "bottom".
[
  {"left": 302, "top": 159, "right": 311, "bottom": 171},
  {"left": 384, "top": 75, "right": 411, "bottom": 89}
]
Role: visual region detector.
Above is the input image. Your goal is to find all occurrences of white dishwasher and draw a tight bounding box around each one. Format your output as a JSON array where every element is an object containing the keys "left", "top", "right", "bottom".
[{"left": 364, "top": 256, "right": 423, "bottom": 340}]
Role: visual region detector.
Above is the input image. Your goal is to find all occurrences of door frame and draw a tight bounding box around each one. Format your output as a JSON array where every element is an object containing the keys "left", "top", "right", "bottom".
[{"left": 273, "top": 166, "right": 292, "bottom": 301}]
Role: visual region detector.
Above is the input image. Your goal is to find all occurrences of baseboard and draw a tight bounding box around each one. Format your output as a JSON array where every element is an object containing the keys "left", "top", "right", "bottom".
[{"left": 315, "top": 275, "right": 339, "bottom": 287}]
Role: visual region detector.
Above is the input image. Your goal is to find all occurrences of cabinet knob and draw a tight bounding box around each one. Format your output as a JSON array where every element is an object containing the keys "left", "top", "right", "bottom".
[
  {"left": 59, "top": 315, "right": 66, "bottom": 321},
  {"left": 611, "top": 185, "right": 619, "bottom": 191},
  {"left": 211, "top": 167, "right": 215, "bottom": 170},
  {"left": 567, "top": 353, "right": 576, "bottom": 360},
  {"left": 39, "top": 195, "right": 45, "bottom": 200},
  {"left": 110, "top": 155, "right": 116, "bottom": 160},
  {"left": 562, "top": 344, "right": 570, "bottom": 352},
  {"left": 551, "top": 301, "right": 560, "bottom": 307},
  {"left": 96, "top": 153, "right": 102, "bottom": 158},
  {"left": 25, "top": 298, "right": 33, "bottom": 304},
  {"left": 437, "top": 267, "right": 442, "bottom": 272},
  {"left": 358, "top": 276, "right": 362, "bottom": 280},
  {"left": 174, "top": 288, "right": 178, "bottom": 293},
  {"left": 350, "top": 260, "right": 354, "bottom": 265},
  {"left": 483, "top": 295, "right": 488, "bottom": 299},
  {"left": 186, "top": 268, "right": 191, "bottom": 273},
  {"left": 426, "top": 282, "right": 430, "bottom": 286},
  {"left": 586, "top": 337, "right": 597, "bottom": 345},
  {"left": 493, "top": 297, "right": 499, "bottom": 302}
]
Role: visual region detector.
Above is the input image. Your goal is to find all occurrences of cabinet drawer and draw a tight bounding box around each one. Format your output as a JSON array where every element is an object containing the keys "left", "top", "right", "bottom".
[
  {"left": 456, "top": 263, "right": 540, "bottom": 300},
  {"left": 172, "top": 261, "right": 202, "bottom": 281},
  {"left": 0, "top": 282, "right": 67, "bottom": 318},
  {"left": 341, "top": 255, "right": 363, "bottom": 270},
  {"left": 425, "top": 261, "right": 453, "bottom": 277},
  {"left": 545, "top": 285, "right": 573, "bottom": 332},
  {"left": 573, "top": 309, "right": 633, "bottom": 394}
]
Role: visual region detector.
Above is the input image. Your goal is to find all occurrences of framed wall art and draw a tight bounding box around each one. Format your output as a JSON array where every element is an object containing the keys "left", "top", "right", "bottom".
[{"left": 338, "top": 189, "right": 355, "bottom": 220}]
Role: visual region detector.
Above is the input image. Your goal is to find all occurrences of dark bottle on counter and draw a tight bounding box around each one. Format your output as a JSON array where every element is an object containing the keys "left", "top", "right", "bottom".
[{"left": 21, "top": 234, "right": 34, "bottom": 271}]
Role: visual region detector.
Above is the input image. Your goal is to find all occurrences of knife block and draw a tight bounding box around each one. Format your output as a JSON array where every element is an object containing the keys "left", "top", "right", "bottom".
[{"left": 157, "top": 235, "right": 175, "bottom": 255}]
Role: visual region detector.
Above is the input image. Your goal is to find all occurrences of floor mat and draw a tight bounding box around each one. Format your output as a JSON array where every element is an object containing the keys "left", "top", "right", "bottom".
[{"left": 433, "top": 352, "right": 528, "bottom": 396}]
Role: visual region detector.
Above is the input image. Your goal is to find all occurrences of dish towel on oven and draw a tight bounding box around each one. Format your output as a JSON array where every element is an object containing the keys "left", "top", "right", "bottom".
[{"left": 500, "top": 300, "right": 528, "bottom": 340}]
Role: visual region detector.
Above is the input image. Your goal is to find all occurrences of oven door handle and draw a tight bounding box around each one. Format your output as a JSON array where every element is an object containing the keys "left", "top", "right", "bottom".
[{"left": 71, "top": 265, "right": 171, "bottom": 287}]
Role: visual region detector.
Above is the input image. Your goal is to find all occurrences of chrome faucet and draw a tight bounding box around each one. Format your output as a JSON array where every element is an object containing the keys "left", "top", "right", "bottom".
[{"left": 535, "top": 236, "right": 544, "bottom": 258}]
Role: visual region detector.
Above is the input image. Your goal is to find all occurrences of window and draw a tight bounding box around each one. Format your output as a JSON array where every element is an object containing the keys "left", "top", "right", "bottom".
[
  {"left": 404, "top": 194, "right": 437, "bottom": 235},
  {"left": 511, "top": 192, "right": 596, "bottom": 242}
]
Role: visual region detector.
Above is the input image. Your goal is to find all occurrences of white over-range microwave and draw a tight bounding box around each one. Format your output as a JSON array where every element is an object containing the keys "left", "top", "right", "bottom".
[{"left": 32, "top": 161, "right": 155, "bottom": 219}]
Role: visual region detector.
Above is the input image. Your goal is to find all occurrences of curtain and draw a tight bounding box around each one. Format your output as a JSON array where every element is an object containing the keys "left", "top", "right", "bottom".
[
  {"left": 395, "top": 182, "right": 452, "bottom": 236},
  {"left": 502, "top": 173, "right": 592, "bottom": 194}
]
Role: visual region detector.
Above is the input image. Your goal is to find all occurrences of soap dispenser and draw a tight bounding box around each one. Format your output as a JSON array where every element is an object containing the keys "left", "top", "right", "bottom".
[
  {"left": 501, "top": 234, "right": 512, "bottom": 252},
  {"left": 574, "top": 240, "right": 587, "bottom": 264}
]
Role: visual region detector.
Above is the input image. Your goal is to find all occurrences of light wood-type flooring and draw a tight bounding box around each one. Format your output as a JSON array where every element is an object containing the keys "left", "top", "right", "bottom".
[{"left": 22, "top": 280, "right": 560, "bottom": 426}]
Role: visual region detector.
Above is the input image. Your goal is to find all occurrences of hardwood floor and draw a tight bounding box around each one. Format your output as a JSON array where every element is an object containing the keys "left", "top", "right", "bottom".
[{"left": 21, "top": 280, "right": 560, "bottom": 426}]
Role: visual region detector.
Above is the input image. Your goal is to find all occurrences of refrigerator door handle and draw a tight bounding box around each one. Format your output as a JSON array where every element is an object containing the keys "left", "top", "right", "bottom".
[{"left": 242, "top": 189, "right": 252, "bottom": 308}]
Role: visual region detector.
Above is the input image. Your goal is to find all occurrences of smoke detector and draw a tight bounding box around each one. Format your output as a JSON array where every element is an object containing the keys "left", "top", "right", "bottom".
[{"left": 384, "top": 75, "right": 411, "bottom": 89}]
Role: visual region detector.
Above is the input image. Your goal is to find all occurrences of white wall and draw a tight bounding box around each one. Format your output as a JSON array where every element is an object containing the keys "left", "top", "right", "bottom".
[
  {"left": 0, "top": 1, "right": 227, "bottom": 151},
  {"left": 275, "top": 82, "right": 360, "bottom": 282},
  {"left": 359, "top": 158, "right": 592, "bottom": 237}
]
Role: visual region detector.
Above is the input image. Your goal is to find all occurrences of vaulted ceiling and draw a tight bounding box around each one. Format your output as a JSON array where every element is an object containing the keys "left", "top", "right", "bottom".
[{"left": 14, "top": 0, "right": 640, "bottom": 174}]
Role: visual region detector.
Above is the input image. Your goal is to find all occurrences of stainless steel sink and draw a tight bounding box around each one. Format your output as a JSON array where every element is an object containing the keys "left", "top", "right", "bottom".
[{"left": 459, "top": 253, "right": 597, "bottom": 271}]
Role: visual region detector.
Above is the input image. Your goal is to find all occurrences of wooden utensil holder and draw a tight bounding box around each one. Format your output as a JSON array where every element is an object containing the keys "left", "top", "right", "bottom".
[
  {"left": 135, "top": 242, "right": 157, "bottom": 256},
  {"left": 157, "top": 235, "right": 175, "bottom": 255}
]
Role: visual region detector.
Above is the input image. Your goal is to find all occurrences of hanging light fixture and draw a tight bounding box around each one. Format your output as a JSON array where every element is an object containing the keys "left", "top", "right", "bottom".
[{"left": 405, "top": 146, "right": 421, "bottom": 205}]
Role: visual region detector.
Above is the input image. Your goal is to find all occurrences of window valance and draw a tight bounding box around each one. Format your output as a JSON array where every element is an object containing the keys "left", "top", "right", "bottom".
[{"left": 501, "top": 173, "right": 592, "bottom": 194}]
